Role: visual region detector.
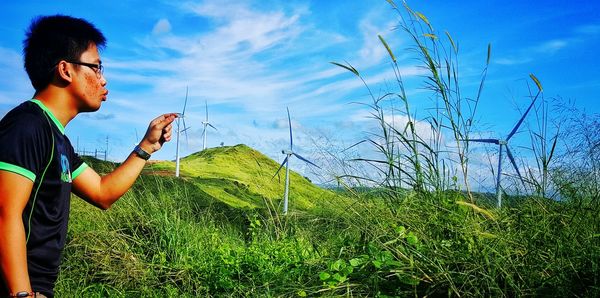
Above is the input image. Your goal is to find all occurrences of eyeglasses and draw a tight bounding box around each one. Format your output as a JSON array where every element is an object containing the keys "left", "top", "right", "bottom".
[{"left": 65, "top": 60, "right": 104, "bottom": 77}]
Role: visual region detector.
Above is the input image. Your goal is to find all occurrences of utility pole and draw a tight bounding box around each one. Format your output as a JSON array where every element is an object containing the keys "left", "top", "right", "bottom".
[{"left": 105, "top": 135, "right": 109, "bottom": 161}]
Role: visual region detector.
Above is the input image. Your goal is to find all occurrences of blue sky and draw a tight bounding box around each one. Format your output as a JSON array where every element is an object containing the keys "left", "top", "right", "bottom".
[{"left": 0, "top": 0, "right": 598, "bottom": 188}]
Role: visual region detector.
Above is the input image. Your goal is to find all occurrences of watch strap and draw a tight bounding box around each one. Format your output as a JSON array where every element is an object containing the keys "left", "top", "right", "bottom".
[{"left": 133, "top": 145, "right": 151, "bottom": 160}]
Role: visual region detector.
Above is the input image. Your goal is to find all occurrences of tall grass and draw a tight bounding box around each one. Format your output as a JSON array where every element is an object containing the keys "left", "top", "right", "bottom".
[
  {"left": 57, "top": 171, "right": 600, "bottom": 296},
  {"left": 334, "top": 1, "right": 490, "bottom": 206},
  {"left": 325, "top": 0, "right": 600, "bottom": 296}
]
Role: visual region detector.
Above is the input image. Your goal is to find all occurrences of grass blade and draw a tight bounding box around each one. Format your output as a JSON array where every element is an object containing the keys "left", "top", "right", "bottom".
[
  {"left": 530, "top": 73, "right": 543, "bottom": 92},
  {"left": 378, "top": 35, "right": 397, "bottom": 63},
  {"left": 330, "top": 61, "right": 360, "bottom": 76},
  {"left": 445, "top": 31, "right": 457, "bottom": 53}
]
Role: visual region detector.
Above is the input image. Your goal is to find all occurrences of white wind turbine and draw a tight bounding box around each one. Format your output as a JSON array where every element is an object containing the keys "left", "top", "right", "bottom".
[
  {"left": 201, "top": 100, "right": 217, "bottom": 150},
  {"left": 464, "top": 76, "right": 542, "bottom": 207},
  {"left": 272, "top": 108, "right": 320, "bottom": 215},
  {"left": 175, "top": 87, "right": 191, "bottom": 177}
]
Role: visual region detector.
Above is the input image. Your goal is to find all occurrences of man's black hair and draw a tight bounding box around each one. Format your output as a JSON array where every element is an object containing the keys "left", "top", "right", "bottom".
[{"left": 23, "top": 15, "right": 106, "bottom": 91}]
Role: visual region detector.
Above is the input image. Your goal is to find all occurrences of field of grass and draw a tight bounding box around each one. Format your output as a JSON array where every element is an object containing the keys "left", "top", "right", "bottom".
[
  {"left": 54, "top": 1, "right": 599, "bottom": 296},
  {"left": 55, "top": 148, "right": 600, "bottom": 297}
]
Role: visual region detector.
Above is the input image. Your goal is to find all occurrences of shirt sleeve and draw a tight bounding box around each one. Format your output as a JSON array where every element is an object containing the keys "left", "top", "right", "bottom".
[
  {"left": 0, "top": 111, "right": 50, "bottom": 182},
  {"left": 70, "top": 152, "right": 88, "bottom": 180}
]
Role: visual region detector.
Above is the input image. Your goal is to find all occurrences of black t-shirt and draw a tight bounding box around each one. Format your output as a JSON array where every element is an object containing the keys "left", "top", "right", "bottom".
[{"left": 0, "top": 99, "right": 88, "bottom": 297}]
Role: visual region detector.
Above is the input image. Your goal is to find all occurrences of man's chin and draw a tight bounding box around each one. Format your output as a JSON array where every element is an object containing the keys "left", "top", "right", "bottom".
[{"left": 80, "top": 105, "right": 101, "bottom": 113}]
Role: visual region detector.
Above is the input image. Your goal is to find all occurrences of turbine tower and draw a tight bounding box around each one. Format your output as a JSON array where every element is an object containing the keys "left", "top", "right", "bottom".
[
  {"left": 201, "top": 100, "right": 217, "bottom": 150},
  {"left": 175, "top": 87, "right": 191, "bottom": 177},
  {"left": 464, "top": 76, "right": 542, "bottom": 207},
  {"left": 272, "top": 108, "right": 320, "bottom": 215}
]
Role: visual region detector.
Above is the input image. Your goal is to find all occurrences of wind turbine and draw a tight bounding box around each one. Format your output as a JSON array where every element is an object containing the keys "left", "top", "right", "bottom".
[
  {"left": 175, "top": 87, "right": 191, "bottom": 177},
  {"left": 464, "top": 77, "right": 542, "bottom": 207},
  {"left": 272, "top": 108, "right": 320, "bottom": 215},
  {"left": 201, "top": 100, "right": 217, "bottom": 150}
]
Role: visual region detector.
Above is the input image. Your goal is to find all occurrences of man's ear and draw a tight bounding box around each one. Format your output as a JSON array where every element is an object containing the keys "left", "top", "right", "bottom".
[{"left": 56, "top": 60, "right": 74, "bottom": 83}]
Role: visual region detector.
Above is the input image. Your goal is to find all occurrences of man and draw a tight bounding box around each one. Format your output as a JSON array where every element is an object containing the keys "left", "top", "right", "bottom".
[{"left": 0, "top": 15, "right": 177, "bottom": 297}]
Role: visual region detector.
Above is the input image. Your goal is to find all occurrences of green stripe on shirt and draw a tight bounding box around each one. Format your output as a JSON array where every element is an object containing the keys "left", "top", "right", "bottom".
[
  {"left": 0, "top": 161, "right": 36, "bottom": 182},
  {"left": 30, "top": 99, "right": 66, "bottom": 135},
  {"left": 72, "top": 163, "right": 89, "bottom": 180}
]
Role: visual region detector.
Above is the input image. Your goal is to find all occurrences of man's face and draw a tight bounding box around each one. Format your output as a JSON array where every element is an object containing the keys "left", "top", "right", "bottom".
[{"left": 73, "top": 43, "right": 108, "bottom": 112}]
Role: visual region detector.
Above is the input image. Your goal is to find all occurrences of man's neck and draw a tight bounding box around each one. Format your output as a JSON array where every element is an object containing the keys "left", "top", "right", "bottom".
[{"left": 33, "top": 87, "right": 78, "bottom": 128}]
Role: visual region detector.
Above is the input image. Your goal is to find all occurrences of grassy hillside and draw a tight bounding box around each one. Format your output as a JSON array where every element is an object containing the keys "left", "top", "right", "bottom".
[{"left": 149, "top": 144, "right": 331, "bottom": 210}]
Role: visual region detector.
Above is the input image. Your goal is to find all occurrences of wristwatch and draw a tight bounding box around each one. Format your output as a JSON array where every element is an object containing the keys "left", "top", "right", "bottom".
[
  {"left": 133, "top": 145, "right": 151, "bottom": 160},
  {"left": 9, "top": 292, "right": 34, "bottom": 297}
]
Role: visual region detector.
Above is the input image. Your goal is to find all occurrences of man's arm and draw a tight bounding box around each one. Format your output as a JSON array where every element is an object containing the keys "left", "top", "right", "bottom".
[
  {"left": 72, "top": 113, "right": 176, "bottom": 209},
  {"left": 0, "top": 171, "right": 34, "bottom": 294}
]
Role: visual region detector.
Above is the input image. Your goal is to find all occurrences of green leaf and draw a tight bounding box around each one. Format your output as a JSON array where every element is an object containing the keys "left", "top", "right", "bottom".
[
  {"left": 398, "top": 274, "right": 421, "bottom": 286},
  {"left": 406, "top": 232, "right": 419, "bottom": 246},
  {"left": 424, "top": 33, "right": 437, "bottom": 39},
  {"left": 342, "top": 265, "right": 354, "bottom": 275},
  {"left": 297, "top": 290, "right": 307, "bottom": 297},
  {"left": 349, "top": 258, "right": 362, "bottom": 267},
  {"left": 333, "top": 273, "right": 347, "bottom": 283},
  {"left": 319, "top": 271, "right": 331, "bottom": 281},
  {"left": 331, "top": 259, "right": 345, "bottom": 271},
  {"left": 396, "top": 225, "right": 406, "bottom": 237},
  {"left": 373, "top": 260, "right": 383, "bottom": 269}
]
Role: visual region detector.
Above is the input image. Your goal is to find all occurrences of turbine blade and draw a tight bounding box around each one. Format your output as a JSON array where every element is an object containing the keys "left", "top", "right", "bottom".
[
  {"left": 287, "top": 107, "right": 293, "bottom": 150},
  {"left": 272, "top": 156, "right": 289, "bottom": 179},
  {"left": 182, "top": 118, "right": 189, "bottom": 145},
  {"left": 202, "top": 126, "right": 207, "bottom": 138},
  {"left": 208, "top": 123, "right": 217, "bottom": 130},
  {"left": 506, "top": 90, "right": 541, "bottom": 141},
  {"left": 463, "top": 138, "right": 500, "bottom": 144},
  {"left": 182, "top": 118, "right": 189, "bottom": 130},
  {"left": 182, "top": 86, "right": 189, "bottom": 115},
  {"left": 505, "top": 146, "right": 524, "bottom": 184},
  {"left": 293, "top": 153, "right": 320, "bottom": 168}
]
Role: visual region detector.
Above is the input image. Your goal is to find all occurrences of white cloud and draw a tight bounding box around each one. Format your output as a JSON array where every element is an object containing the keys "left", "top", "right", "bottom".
[
  {"left": 356, "top": 8, "right": 399, "bottom": 69},
  {"left": 495, "top": 57, "right": 532, "bottom": 66},
  {"left": 67, "top": 1, "right": 455, "bottom": 179},
  {"left": 533, "top": 39, "right": 568, "bottom": 55},
  {"left": 495, "top": 38, "right": 569, "bottom": 66},
  {"left": 0, "top": 47, "right": 32, "bottom": 104},
  {"left": 576, "top": 24, "right": 600, "bottom": 35},
  {"left": 152, "top": 19, "right": 172, "bottom": 35}
]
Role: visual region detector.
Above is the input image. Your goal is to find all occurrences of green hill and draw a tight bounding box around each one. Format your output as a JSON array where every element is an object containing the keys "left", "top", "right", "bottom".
[{"left": 146, "top": 144, "right": 334, "bottom": 211}]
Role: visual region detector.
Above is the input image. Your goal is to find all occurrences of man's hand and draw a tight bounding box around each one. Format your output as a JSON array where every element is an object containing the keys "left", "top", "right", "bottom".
[
  {"left": 72, "top": 113, "right": 178, "bottom": 210},
  {"left": 138, "top": 113, "right": 178, "bottom": 154}
]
